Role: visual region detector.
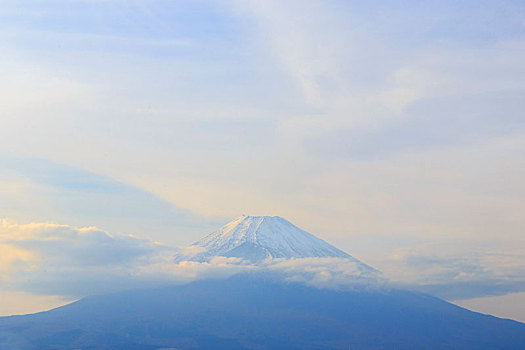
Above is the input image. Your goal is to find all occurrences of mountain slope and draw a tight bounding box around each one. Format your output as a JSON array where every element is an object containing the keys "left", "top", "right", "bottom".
[
  {"left": 177, "top": 215, "right": 359, "bottom": 263},
  {"left": 0, "top": 274, "right": 524, "bottom": 350}
]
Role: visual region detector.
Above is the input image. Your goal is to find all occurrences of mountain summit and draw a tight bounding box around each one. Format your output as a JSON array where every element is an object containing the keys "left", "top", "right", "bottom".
[{"left": 177, "top": 215, "right": 359, "bottom": 263}]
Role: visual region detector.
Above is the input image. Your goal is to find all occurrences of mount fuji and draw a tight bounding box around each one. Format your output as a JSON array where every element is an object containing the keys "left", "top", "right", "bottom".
[{"left": 1, "top": 216, "right": 524, "bottom": 349}]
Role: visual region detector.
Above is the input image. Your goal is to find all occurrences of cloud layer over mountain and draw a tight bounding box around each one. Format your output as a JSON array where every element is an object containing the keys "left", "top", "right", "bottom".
[
  {"left": 1, "top": 219, "right": 523, "bottom": 301},
  {"left": 0, "top": 219, "right": 380, "bottom": 297}
]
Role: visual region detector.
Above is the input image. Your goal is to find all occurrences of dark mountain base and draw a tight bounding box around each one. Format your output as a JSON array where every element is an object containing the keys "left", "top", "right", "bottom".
[{"left": 1, "top": 274, "right": 524, "bottom": 349}]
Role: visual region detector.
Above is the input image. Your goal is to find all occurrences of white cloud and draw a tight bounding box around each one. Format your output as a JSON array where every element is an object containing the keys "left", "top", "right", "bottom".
[
  {"left": 266, "top": 257, "right": 384, "bottom": 290},
  {"left": 0, "top": 219, "right": 383, "bottom": 298},
  {"left": 372, "top": 241, "right": 525, "bottom": 299},
  {"left": 0, "top": 219, "right": 167, "bottom": 296}
]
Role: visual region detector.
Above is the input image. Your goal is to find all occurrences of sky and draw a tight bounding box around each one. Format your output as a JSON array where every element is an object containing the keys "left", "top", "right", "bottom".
[{"left": 0, "top": 0, "right": 524, "bottom": 321}]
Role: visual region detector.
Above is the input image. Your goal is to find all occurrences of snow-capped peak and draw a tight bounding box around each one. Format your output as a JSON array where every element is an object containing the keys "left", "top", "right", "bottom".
[{"left": 177, "top": 215, "right": 362, "bottom": 263}]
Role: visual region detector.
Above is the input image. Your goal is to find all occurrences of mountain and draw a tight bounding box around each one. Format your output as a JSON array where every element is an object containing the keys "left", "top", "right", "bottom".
[
  {"left": 176, "top": 215, "right": 362, "bottom": 263},
  {"left": 0, "top": 274, "right": 524, "bottom": 350},
  {"left": 1, "top": 216, "right": 524, "bottom": 349}
]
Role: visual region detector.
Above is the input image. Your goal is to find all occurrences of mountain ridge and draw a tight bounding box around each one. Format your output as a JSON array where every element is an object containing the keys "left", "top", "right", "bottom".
[{"left": 1, "top": 274, "right": 523, "bottom": 350}]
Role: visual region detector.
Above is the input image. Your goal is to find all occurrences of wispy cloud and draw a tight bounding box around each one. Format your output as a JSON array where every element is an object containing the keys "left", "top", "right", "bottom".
[
  {"left": 372, "top": 242, "right": 525, "bottom": 299},
  {"left": 0, "top": 157, "right": 221, "bottom": 245}
]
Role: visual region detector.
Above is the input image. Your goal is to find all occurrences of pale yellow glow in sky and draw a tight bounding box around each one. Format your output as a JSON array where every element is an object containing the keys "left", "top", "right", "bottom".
[
  {"left": 0, "top": 291, "right": 73, "bottom": 317},
  {"left": 454, "top": 292, "right": 525, "bottom": 323}
]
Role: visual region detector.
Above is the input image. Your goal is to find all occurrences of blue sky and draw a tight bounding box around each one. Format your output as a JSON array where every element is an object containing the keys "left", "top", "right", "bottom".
[{"left": 0, "top": 0, "right": 524, "bottom": 321}]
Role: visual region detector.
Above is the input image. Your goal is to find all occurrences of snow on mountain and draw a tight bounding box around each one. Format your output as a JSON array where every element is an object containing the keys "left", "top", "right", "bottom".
[{"left": 176, "top": 215, "right": 367, "bottom": 266}]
